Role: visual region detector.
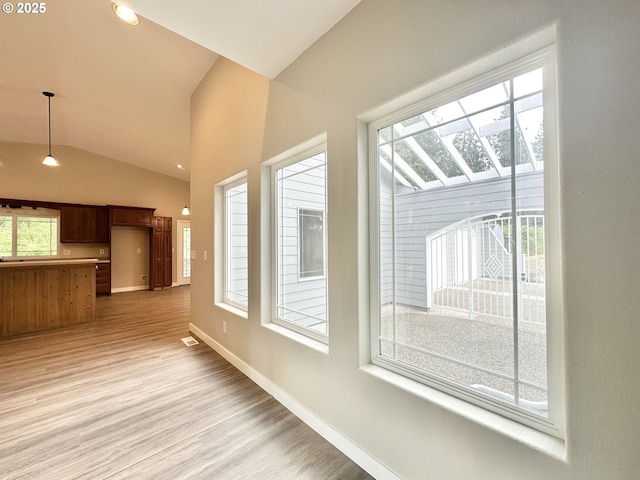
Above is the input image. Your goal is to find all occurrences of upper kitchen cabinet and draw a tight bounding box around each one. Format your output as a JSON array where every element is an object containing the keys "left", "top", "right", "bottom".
[
  {"left": 60, "top": 206, "right": 109, "bottom": 243},
  {"left": 108, "top": 206, "right": 155, "bottom": 227}
]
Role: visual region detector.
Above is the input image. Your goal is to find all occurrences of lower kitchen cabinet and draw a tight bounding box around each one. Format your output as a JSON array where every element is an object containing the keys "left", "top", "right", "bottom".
[{"left": 96, "top": 262, "right": 111, "bottom": 295}]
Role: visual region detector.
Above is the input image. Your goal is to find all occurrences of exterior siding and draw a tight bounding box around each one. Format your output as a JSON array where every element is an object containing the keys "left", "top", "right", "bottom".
[
  {"left": 275, "top": 156, "right": 327, "bottom": 327},
  {"left": 383, "top": 171, "right": 544, "bottom": 309},
  {"left": 226, "top": 183, "right": 248, "bottom": 307}
]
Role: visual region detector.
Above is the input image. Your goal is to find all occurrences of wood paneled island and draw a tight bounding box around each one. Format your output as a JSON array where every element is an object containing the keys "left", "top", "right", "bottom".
[{"left": 0, "top": 259, "right": 97, "bottom": 338}]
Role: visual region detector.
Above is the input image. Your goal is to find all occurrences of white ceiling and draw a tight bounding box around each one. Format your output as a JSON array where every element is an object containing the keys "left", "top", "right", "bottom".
[{"left": 0, "top": 0, "right": 361, "bottom": 180}]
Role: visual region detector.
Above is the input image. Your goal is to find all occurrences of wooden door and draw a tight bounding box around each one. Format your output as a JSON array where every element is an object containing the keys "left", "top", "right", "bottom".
[
  {"left": 162, "top": 217, "right": 172, "bottom": 286},
  {"left": 151, "top": 232, "right": 164, "bottom": 289},
  {"left": 149, "top": 216, "right": 172, "bottom": 290}
]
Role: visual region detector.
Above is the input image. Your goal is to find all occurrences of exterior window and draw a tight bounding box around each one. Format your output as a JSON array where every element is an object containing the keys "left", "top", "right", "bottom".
[
  {"left": 298, "top": 208, "right": 325, "bottom": 279},
  {"left": 224, "top": 180, "right": 248, "bottom": 310},
  {"left": 273, "top": 146, "right": 328, "bottom": 341},
  {"left": 181, "top": 226, "right": 191, "bottom": 279},
  {"left": 370, "top": 48, "right": 562, "bottom": 435},
  {"left": 0, "top": 209, "right": 59, "bottom": 259}
]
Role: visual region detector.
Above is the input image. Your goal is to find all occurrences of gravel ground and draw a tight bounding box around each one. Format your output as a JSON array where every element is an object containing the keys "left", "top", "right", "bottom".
[{"left": 380, "top": 301, "right": 548, "bottom": 407}]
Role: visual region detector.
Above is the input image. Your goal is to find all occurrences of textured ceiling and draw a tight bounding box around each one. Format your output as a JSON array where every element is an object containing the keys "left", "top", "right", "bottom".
[{"left": 0, "top": 0, "right": 361, "bottom": 180}]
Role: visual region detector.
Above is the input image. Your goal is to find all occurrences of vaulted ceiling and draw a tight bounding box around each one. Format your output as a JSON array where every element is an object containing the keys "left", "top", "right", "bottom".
[{"left": 0, "top": 0, "right": 361, "bottom": 180}]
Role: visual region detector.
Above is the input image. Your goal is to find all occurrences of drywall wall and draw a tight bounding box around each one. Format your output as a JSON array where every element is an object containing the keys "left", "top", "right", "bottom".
[
  {"left": 0, "top": 141, "right": 190, "bottom": 288},
  {"left": 190, "top": 1, "right": 640, "bottom": 478},
  {"left": 110, "top": 226, "right": 150, "bottom": 291}
]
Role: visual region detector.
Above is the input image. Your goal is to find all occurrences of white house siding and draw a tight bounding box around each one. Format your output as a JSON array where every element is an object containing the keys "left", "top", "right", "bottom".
[
  {"left": 227, "top": 184, "right": 248, "bottom": 306},
  {"left": 383, "top": 171, "right": 544, "bottom": 309},
  {"left": 276, "top": 156, "right": 327, "bottom": 328}
]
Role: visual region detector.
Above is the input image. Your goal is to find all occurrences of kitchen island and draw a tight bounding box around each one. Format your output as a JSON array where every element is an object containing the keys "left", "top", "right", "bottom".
[{"left": 0, "top": 259, "right": 97, "bottom": 338}]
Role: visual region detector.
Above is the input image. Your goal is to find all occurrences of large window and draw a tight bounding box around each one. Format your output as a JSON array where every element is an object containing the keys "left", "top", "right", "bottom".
[
  {"left": 224, "top": 179, "right": 248, "bottom": 310},
  {"left": 369, "top": 48, "right": 563, "bottom": 435},
  {"left": 0, "top": 208, "right": 59, "bottom": 259},
  {"left": 273, "top": 145, "right": 328, "bottom": 341}
]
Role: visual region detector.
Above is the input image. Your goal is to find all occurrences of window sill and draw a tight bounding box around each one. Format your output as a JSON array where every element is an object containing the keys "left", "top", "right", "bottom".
[
  {"left": 215, "top": 302, "right": 248, "bottom": 320},
  {"left": 262, "top": 322, "right": 329, "bottom": 355},
  {"left": 360, "top": 364, "right": 566, "bottom": 462}
]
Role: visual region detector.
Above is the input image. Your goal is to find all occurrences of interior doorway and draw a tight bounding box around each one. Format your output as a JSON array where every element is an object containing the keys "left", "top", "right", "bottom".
[{"left": 176, "top": 220, "right": 191, "bottom": 285}]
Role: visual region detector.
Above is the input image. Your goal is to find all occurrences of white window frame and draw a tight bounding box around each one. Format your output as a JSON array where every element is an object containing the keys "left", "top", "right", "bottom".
[
  {"left": 368, "top": 46, "right": 564, "bottom": 438},
  {"left": 224, "top": 178, "right": 249, "bottom": 311},
  {"left": 215, "top": 172, "right": 249, "bottom": 315},
  {"left": 271, "top": 141, "right": 328, "bottom": 343},
  {"left": 297, "top": 206, "right": 326, "bottom": 281},
  {"left": 0, "top": 207, "right": 60, "bottom": 259}
]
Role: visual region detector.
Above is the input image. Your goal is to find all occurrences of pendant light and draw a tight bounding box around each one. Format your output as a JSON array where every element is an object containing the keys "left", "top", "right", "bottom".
[
  {"left": 42, "top": 91, "right": 59, "bottom": 167},
  {"left": 182, "top": 205, "right": 190, "bottom": 216}
]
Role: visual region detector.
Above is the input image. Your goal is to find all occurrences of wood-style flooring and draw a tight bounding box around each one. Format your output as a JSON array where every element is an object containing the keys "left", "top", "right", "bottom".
[{"left": 0, "top": 286, "right": 373, "bottom": 479}]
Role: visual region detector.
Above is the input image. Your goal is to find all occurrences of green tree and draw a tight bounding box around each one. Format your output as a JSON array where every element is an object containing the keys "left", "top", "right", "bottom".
[
  {"left": 0, "top": 216, "right": 12, "bottom": 257},
  {"left": 414, "top": 130, "right": 463, "bottom": 178},
  {"left": 452, "top": 129, "right": 492, "bottom": 173},
  {"left": 16, "top": 218, "right": 57, "bottom": 256},
  {"left": 392, "top": 139, "right": 437, "bottom": 182},
  {"left": 486, "top": 106, "right": 543, "bottom": 167}
]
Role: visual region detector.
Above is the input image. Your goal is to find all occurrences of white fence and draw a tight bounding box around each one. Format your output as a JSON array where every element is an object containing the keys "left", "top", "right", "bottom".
[{"left": 426, "top": 213, "right": 545, "bottom": 325}]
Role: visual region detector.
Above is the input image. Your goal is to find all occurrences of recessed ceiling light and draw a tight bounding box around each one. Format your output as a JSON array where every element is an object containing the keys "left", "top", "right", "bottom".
[
  {"left": 113, "top": 4, "right": 139, "bottom": 25},
  {"left": 176, "top": 164, "right": 186, "bottom": 170}
]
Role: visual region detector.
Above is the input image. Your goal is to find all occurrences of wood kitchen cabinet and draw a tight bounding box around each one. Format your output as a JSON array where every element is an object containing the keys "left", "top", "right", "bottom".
[
  {"left": 150, "top": 216, "right": 172, "bottom": 290},
  {"left": 96, "top": 262, "right": 111, "bottom": 295},
  {"left": 60, "top": 206, "right": 108, "bottom": 243},
  {"left": 0, "top": 260, "right": 96, "bottom": 337},
  {"left": 109, "top": 206, "right": 155, "bottom": 227}
]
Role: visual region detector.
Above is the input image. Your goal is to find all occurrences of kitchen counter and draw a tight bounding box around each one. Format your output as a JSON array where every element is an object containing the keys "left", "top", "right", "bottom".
[
  {"left": 0, "top": 259, "right": 97, "bottom": 337},
  {"left": 0, "top": 258, "right": 100, "bottom": 268}
]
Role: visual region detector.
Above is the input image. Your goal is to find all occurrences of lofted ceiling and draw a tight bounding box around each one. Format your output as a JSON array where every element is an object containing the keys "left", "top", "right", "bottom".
[{"left": 0, "top": 0, "right": 361, "bottom": 180}]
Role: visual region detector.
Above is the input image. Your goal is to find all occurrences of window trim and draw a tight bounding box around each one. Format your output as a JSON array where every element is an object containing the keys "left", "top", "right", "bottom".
[
  {"left": 223, "top": 177, "right": 249, "bottom": 311},
  {"left": 214, "top": 171, "right": 249, "bottom": 316},
  {"left": 368, "top": 45, "right": 564, "bottom": 438},
  {"left": 270, "top": 141, "right": 329, "bottom": 344}
]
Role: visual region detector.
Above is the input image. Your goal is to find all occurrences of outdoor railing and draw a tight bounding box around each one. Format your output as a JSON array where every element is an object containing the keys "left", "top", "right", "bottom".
[{"left": 427, "top": 213, "right": 545, "bottom": 325}]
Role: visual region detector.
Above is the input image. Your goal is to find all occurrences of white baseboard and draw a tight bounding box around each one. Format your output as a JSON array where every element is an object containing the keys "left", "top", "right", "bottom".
[
  {"left": 189, "top": 323, "right": 400, "bottom": 480},
  {"left": 110, "top": 285, "right": 149, "bottom": 293}
]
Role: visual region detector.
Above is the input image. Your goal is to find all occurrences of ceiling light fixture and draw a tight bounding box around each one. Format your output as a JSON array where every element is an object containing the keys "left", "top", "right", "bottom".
[
  {"left": 182, "top": 205, "right": 190, "bottom": 216},
  {"left": 113, "top": 3, "right": 139, "bottom": 25},
  {"left": 42, "top": 92, "right": 59, "bottom": 167},
  {"left": 176, "top": 164, "right": 186, "bottom": 170}
]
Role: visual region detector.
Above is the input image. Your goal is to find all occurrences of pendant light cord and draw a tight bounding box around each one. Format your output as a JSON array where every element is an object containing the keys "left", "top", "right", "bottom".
[
  {"left": 47, "top": 95, "right": 52, "bottom": 156},
  {"left": 43, "top": 91, "right": 54, "bottom": 157}
]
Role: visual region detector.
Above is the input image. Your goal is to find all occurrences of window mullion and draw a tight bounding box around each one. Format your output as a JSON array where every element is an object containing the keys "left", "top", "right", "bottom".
[
  {"left": 509, "top": 78, "right": 521, "bottom": 408},
  {"left": 390, "top": 128, "right": 398, "bottom": 361},
  {"left": 12, "top": 215, "right": 17, "bottom": 256}
]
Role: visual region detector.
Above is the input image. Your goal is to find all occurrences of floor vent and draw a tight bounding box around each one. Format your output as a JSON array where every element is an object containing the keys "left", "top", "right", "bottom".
[{"left": 181, "top": 336, "right": 199, "bottom": 347}]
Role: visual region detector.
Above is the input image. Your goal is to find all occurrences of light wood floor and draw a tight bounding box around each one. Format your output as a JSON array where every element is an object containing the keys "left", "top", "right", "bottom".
[{"left": 0, "top": 286, "right": 373, "bottom": 479}]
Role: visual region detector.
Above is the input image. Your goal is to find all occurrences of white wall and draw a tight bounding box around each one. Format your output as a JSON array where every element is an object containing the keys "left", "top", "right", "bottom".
[{"left": 190, "top": 1, "right": 640, "bottom": 478}]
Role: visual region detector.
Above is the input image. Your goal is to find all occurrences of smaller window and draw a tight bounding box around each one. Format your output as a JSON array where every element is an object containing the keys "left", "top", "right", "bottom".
[
  {"left": 0, "top": 209, "right": 59, "bottom": 259},
  {"left": 271, "top": 142, "right": 328, "bottom": 342},
  {"left": 224, "top": 180, "right": 248, "bottom": 310},
  {"left": 298, "top": 208, "right": 325, "bottom": 280}
]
